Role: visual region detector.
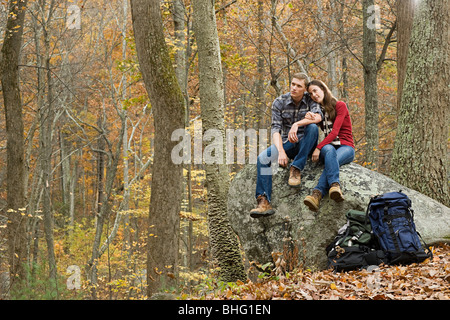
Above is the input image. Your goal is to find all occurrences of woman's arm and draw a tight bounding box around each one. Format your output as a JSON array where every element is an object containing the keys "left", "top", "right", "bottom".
[
  {"left": 316, "top": 101, "right": 348, "bottom": 150},
  {"left": 288, "top": 112, "right": 321, "bottom": 143}
]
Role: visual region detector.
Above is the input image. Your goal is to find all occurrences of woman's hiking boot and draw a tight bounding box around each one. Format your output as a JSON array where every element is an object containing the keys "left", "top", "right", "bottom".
[
  {"left": 304, "top": 189, "right": 322, "bottom": 212},
  {"left": 329, "top": 182, "right": 344, "bottom": 202},
  {"left": 250, "top": 195, "right": 275, "bottom": 218}
]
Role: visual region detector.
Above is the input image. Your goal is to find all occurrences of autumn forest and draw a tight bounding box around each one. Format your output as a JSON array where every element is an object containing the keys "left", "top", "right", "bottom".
[{"left": 0, "top": 0, "right": 449, "bottom": 300}]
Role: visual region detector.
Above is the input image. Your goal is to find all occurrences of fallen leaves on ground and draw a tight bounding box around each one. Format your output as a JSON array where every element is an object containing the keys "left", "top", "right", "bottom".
[{"left": 188, "top": 244, "right": 450, "bottom": 300}]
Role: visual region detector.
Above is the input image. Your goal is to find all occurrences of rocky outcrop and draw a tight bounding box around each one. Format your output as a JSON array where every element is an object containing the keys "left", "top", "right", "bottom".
[{"left": 227, "top": 162, "right": 450, "bottom": 271}]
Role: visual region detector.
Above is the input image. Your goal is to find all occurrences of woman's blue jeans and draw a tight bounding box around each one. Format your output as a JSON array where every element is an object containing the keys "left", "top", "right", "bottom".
[
  {"left": 255, "top": 124, "right": 318, "bottom": 203},
  {"left": 314, "top": 144, "right": 355, "bottom": 197}
]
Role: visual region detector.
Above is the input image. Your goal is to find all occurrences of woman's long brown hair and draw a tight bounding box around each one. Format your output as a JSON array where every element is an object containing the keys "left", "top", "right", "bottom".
[{"left": 307, "top": 80, "right": 338, "bottom": 121}]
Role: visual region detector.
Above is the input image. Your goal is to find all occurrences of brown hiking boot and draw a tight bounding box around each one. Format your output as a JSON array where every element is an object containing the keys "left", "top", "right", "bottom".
[
  {"left": 329, "top": 182, "right": 344, "bottom": 202},
  {"left": 288, "top": 166, "right": 301, "bottom": 187},
  {"left": 304, "top": 189, "right": 322, "bottom": 212},
  {"left": 250, "top": 195, "right": 275, "bottom": 218}
]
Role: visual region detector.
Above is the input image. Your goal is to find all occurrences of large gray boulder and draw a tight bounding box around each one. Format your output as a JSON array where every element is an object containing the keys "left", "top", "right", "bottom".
[{"left": 227, "top": 162, "right": 450, "bottom": 271}]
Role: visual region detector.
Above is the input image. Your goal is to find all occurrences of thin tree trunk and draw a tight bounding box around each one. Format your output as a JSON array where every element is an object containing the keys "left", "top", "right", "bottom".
[
  {"left": 86, "top": 117, "right": 125, "bottom": 297},
  {"left": 59, "top": 130, "right": 71, "bottom": 213},
  {"left": 362, "top": 0, "right": 379, "bottom": 170},
  {"left": 270, "top": 0, "right": 307, "bottom": 75},
  {"left": 172, "top": 0, "right": 195, "bottom": 279},
  {"left": 95, "top": 113, "right": 106, "bottom": 220},
  {"left": 255, "top": 0, "right": 266, "bottom": 129},
  {"left": 316, "top": 0, "right": 339, "bottom": 96},
  {"left": 40, "top": 0, "right": 58, "bottom": 285},
  {"left": 337, "top": 0, "right": 349, "bottom": 103}
]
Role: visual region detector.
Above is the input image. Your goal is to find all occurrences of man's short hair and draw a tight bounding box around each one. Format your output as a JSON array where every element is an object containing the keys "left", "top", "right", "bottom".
[{"left": 292, "top": 73, "right": 310, "bottom": 85}]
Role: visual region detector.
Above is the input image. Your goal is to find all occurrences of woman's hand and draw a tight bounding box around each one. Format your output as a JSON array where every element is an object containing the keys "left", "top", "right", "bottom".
[
  {"left": 305, "top": 112, "right": 315, "bottom": 120},
  {"left": 305, "top": 112, "right": 321, "bottom": 123}
]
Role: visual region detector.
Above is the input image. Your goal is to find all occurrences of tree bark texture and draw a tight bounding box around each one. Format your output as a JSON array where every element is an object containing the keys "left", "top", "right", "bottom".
[
  {"left": 172, "top": 0, "right": 195, "bottom": 275},
  {"left": 130, "top": 0, "right": 186, "bottom": 296},
  {"left": 391, "top": 0, "right": 450, "bottom": 207},
  {"left": 192, "top": 0, "right": 246, "bottom": 283},
  {"left": 362, "top": 0, "right": 379, "bottom": 170},
  {"left": 0, "top": 0, "right": 28, "bottom": 287},
  {"left": 40, "top": 0, "right": 58, "bottom": 283},
  {"left": 396, "top": 0, "right": 416, "bottom": 113}
]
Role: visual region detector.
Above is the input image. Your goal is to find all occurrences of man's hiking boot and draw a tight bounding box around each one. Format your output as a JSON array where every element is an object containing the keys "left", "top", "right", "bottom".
[
  {"left": 304, "top": 189, "right": 322, "bottom": 212},
  {"left": 329, "top": 182, "right": 344, "bottom": 202},
  {"left": 250, "top": 195, "right": 275, "bottom": 218},
  {"left": 288, "top": 166, "right": 301, "bottom": 187}
]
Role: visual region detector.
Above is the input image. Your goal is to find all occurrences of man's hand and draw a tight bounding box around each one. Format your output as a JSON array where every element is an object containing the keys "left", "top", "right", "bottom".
[
  {"left": 278, "top": 150, "right": 289, "bottom": 167},
  {"left": 288, "top": 123, "right": 299, "bottom": 143},
  {"left": 311, "top": 148, "right": 320, "bottom": 162}
]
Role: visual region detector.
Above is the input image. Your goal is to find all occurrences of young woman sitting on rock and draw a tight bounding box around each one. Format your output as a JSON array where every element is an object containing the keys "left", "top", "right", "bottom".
[{"left": 303, "top": 80, "right": 355, "bottom": 212}]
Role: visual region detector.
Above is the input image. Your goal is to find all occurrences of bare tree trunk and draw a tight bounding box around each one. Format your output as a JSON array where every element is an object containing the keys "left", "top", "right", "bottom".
[
  {"left": 192, "top": 0, "right": 246, "bottom": 283},
  {"left": 362, "top": 0, "right": 379, "bottom": 170},
  {"left": 337, "top": 0, "right": 349, "bottom": 103},
  {"left": 27, "top": 5, "right": 44, "bottom": 271},
  {"left": 0, "top": 0, "right": 28, "bottom": 291},
  {"left": 396, "top": 0, "right": 417, "bottom": 113},
  {"left": 87, "top": 115, "right": 125, "bottom": 298},
  {"left": 255, "top": 0, "right": 266, "bottom": 129},
  {"left": 316, "top": 0, "right": 339, "bottom": 96},
  {"left": 391, "top": 0, "right": 450, "bottom": 207},
  {"left": 39, "top": 0, "right": 58, "bottom": 285},
  {"left": 270, "top": 0, "right": 307, "bottom": 75},
  {"left": 59, "top": 130, "right": 71, "bottom": 211},
  {"left": 119, "top": 0, "right": 134, "bottom": 280},
  {"left": 173, "top": 0, "right": 187, "bottom": 92},
  {"left": 327, "top": 0, "right": 339, "bottom": 96},
  {"left": 130, "top": 0, "right": 186, "bottom": 297},
  {"left": 95, "top": 112, "right": 106, "bottom": 219},
  {"left": 172, "top": 0, "right": 195, "bottom": 279}
]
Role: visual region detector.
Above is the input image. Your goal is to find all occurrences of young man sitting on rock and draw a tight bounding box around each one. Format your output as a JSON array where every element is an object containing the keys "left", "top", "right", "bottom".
[{"left": 250, "top": 73, "right": 323, "bottom": 218}]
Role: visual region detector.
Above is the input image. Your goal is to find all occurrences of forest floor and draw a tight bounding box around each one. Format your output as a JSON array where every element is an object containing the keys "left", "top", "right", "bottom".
[{"left": 183, "top": 243, "right": 450, "bottom": 300}]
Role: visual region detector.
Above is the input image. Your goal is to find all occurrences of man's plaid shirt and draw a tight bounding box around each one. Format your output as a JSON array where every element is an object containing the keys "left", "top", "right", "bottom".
[{"left": 271, "top": 92, "right": 323, "bottom": 143}]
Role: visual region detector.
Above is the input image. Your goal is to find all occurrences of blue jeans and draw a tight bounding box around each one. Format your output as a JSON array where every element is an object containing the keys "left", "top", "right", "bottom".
[
  {"left": 314, "top": 144, "right": 355, "bottom": 197},
  {"left": 255, "top": 124, "right": 319, "bottom": 202}
]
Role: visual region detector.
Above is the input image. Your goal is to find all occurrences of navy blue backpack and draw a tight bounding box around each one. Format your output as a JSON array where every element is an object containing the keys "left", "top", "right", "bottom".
[{"left": 366, "top": 191, "right": 432, "bottom": 265}]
